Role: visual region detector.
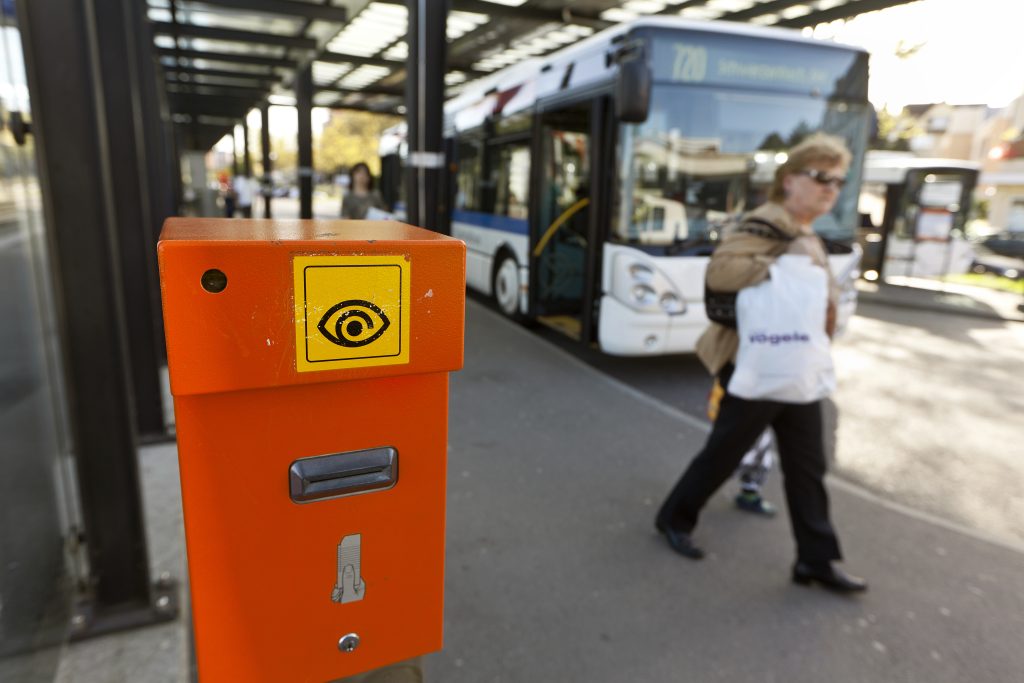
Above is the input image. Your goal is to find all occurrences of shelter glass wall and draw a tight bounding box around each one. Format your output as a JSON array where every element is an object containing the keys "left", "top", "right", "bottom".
[{"left": 0, "top": 18, "right": 73, "bottom": 683}]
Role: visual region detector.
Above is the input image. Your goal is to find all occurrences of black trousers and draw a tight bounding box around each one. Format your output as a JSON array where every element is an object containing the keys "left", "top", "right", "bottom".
[{"left": 657, "top": 366, "right": 842, "bottom": 563}]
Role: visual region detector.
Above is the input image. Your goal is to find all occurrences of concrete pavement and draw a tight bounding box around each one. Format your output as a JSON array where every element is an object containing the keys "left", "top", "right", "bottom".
[
  {"left": 55, "top": 299, "right": 1024, "bottom": 682},
  {"left": 856, "top": 277, "right": 1024, "bottom": 323},
  {"left": 427, "top": 301, "right": 1024, "bottom": 682}
]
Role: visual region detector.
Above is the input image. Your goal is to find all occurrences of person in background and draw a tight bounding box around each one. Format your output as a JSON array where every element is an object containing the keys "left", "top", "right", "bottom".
[
  {"left": 655, "top": 133, "right": 867, "bottom": 594},
  {"left": 233, "top": 173, "right": 255, "bottom": 218},
  {"left": 341, "top": 162, "right": 386, "bottom": 219},
  {"left": 706, "top": 379, "right": 778, "bottom": 516},
  {"left": 219, "top": 171, "right": 236, "bottom": 218},
  {"left": 734, "top": 429, "right": 777, "bottom": 515}
]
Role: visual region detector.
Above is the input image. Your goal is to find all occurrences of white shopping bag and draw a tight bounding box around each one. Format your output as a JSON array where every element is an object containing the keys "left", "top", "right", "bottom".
[{"left": 727, "top": 255, "right": 836, "bottom": 404}]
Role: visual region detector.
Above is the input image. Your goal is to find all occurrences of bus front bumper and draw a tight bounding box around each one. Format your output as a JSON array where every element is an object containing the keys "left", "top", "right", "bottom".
[{"left": 597, "top": 296, "right": 709, "bottom": 356}]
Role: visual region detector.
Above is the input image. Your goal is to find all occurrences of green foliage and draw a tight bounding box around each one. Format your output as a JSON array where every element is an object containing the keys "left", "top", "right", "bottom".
[
  {"left": 316, "top": 111, "right": 402, "bottom": 176},
  {"left": 945, "top": 273, "right": 1024, "bottom": 295},
  {"left": 873, "top": 107, "right": 921, "bottom": 151},
  {"left": 758, "top": 132, "right": 786, "bottom": 150},
  {"left": 787, "top": 122, "right": 813, "bottom": 147},
  {"left": 270, "top": 137, "right": 297, "bottom": 171},
  {"left": 972, "top": 197, "right": 990, "bottom": 222}
]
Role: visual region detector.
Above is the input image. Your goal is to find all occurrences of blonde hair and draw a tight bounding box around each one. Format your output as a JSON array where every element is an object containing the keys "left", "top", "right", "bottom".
[{"left": 769, "top": 133, "right": 852, "bottom": 202}]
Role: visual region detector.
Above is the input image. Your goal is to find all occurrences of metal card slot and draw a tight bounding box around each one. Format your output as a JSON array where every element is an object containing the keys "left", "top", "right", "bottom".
[{"left": 289, "top": 447, "right": 398, "bottom": 503}]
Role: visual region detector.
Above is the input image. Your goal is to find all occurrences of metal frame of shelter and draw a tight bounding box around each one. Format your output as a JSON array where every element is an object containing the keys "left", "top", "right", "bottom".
[
  {"left": 153, "top": 0, "right": 920, "bottom": 224},
  {"left": 11, "top": 0, "right": 919, "bottom": 645},
  {"left": 155, "top": 0, "right": 918, "bottom": 137}
]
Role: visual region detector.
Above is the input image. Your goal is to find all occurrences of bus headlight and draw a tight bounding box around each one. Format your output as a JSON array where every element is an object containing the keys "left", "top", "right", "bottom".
[
  {"left": 612, "top": 255, "right": 687, "bottom": 315},
  {"left": 629, "top": 263, "right": 655, "bottom": 281},
  {"left": 632, "top": 284, "right": 657, "bottom": 306},
  {"left": 659, "top": 292, "right": 685, "bottom": 314}
]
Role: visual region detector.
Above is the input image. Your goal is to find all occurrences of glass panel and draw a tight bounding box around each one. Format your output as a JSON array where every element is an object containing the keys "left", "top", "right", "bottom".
[
  {"left": 535, "top": 105, "right": 591, "bottom": 329},
  {"left": 902, "top": 170, "right": 975, "bottom": 239},
  {"left": 615, "top": 83, "right": 869, "bottom": 251},
  {"left": 455, "top": 135, "right": 482, "bottom": 211},
  {"left": 0, "top": 18, "right": 73, "bottom": 683},
  {"left": 492, "top": 142, "right": 530, "bottom": 219}
]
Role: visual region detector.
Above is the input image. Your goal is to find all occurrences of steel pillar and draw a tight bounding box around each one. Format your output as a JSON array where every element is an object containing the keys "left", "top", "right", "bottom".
[
  {"left": 404, "top": 0, "right": 449, "bottom": 232},
  {"left": 232, "top": 125, "right": 242, "bottom": 176},
  {"left": 261, "top": 103, "right": 273, "bottom": 218},
  {"left": 94, "top": 0, "right": 168, "bottom": 439},
  {"left": 297, "top": 65, "right": 314, "bottom": 219},
  {"left": 133, "top": 7, "right": 177, "bottom": 366},
  {"left": 242, "top": 116, "right": 253, "bottom": 178},
  {"left": 17, "top": 0, "right": 177, "bottom": 638}
]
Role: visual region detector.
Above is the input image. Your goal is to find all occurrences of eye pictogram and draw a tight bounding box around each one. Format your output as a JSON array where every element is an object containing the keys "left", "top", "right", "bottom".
[{"left": 316, "top": 299, "right": 392, "bottom": 348}]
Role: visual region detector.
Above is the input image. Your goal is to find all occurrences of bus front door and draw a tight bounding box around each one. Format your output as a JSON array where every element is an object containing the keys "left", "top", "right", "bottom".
[{"left": 531, "top": 103, "right": 593, "bottom": 341}]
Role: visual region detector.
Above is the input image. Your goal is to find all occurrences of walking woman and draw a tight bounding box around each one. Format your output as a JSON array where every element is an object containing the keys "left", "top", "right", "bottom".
[{"left": 655, "top": 133, "right": 867, "bottom": 593}]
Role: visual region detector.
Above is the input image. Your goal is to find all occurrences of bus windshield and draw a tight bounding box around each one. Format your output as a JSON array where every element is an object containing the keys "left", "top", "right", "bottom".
[{"left": 615, "top": 84, "right": 869, "bottom": 251}]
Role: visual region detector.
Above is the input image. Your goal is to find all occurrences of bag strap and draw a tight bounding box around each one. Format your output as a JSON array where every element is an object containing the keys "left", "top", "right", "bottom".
[{"left": 735, "top": 217, "right": 794, "bottom": 242}]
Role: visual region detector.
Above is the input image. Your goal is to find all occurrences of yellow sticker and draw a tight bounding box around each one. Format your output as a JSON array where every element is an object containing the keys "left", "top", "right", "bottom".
[{"left": 293, "top": 255, "right": 410, "bottom": 372}]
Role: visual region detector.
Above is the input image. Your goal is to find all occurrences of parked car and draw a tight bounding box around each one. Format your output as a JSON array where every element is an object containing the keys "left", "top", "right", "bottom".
[
  {"left": 977, "top": 231, "right": 1024, "bottom": 259},
  {"left": 970, "top": 257, "right": 1021, "bottom": 279}
]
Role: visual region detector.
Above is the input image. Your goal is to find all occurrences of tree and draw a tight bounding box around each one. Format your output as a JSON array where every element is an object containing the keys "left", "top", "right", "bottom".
[
  {"left": 873, "top": 107, "right": 921, "bottom": 151},
  {"left": 270, "top": 136, "right": 297, "bottom": 171},
  {"left": 316, "top": 110, "right": 402, "bottom": 176},
  {"left": 758, "top": 132, "right": 786, "bottom": 150}
]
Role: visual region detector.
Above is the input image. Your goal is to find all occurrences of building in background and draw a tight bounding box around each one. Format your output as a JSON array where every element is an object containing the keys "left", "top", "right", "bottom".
[
  {"left": 890, "top": 99, "right": 1024, "bottom": 234},
  {"left": 975, "top": 94, "right": 1024, "bottom": 232}
]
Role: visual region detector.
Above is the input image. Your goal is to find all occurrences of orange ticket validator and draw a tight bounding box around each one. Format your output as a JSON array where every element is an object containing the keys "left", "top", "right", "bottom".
[{"left": 158, "top": 218, "right": 465, "bottom": 682}]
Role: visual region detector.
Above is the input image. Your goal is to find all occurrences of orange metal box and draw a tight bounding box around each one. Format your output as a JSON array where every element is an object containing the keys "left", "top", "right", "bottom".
[{"left": 158, "top": 218, "right": 465, "bottom": 682}]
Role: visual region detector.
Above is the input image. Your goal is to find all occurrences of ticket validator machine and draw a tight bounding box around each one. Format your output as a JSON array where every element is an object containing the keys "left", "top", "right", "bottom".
[{"left": 158, "top": 219, "right": 465, "bottom": 681}]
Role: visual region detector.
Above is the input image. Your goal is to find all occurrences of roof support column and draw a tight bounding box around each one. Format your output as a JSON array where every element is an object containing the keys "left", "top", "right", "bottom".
[
  {"left": 404, "top": 0, "right": 449, "bottom": 233},
  {"left": 296, "top": 65, "right": 314, "bottom": 219},
  {"left": 86, "top": 0, "right": 169, "bottom": 442},
  {"left": 131, "top": 6, "right": 176, "bottom": 368},
  {"left": 261, "top": 103, "right": 274, "bottom": 218},
  {"left": 232, "top": 125, "right": 242, "bottom": 176},
  {"left": 242, "top": 115, "right": 253, "bottom": 178},
  {"left": 17, "top": 0, "right": 177, "bottom": 638}
]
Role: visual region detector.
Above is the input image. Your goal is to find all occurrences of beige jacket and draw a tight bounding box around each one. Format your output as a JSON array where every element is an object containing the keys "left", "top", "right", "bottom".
[{"left": 695, "top": 202, "right": 837, "bottom": 375}]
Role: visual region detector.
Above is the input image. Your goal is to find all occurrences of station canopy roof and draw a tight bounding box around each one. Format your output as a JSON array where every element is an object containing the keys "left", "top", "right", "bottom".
[{"left": 151, "top": 0, "right": 916, "bottom": 147}]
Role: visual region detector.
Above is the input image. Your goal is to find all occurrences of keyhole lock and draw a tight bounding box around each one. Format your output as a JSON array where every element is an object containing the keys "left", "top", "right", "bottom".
[{"left": 338, "top": 633, "right": 360, "bottom": 653}]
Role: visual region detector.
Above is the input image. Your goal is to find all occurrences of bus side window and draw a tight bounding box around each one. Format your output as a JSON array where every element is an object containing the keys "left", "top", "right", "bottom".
[
  {"left": 456, "top": 136, "right": 482, "bottom": 211},
  {"left": 493, "top": 143, "right": 531, "bottom": 220}
]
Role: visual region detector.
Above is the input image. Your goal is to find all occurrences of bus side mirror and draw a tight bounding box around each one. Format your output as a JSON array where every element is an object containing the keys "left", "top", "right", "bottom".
[{"left": 614, "top": 44, "right": 651, "bottom": 124}]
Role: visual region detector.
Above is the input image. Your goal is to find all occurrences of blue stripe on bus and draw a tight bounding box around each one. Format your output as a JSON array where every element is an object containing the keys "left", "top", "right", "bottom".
[{"left": 451, "top": 209, "right": 529, "bottom": 236}]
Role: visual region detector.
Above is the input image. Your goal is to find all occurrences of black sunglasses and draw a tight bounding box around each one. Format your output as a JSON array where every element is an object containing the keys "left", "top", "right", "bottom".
[{"left": 797, "top": 169, "right": 846, "bottom": 189}]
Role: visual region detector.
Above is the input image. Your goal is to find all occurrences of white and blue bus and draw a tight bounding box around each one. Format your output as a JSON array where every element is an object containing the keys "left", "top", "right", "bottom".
[{"left": 382, "top": 17, "right": 870, "bottom": 355}]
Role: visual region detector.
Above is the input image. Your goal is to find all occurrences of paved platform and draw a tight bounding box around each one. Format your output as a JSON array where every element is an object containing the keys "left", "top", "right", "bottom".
[
  {"left": 857, "top": 277, "right": 1024, "bottom": 322},
  {"left": 55, "top": 299, "right": 1024, "bottom": 682}
]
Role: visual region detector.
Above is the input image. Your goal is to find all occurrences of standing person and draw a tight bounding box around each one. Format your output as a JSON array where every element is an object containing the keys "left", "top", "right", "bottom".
[
  {"left": 233, "top": 173, "right": 255, "bottom": 218},
  {"left": 655, "top": 133, "right": 867, "bottom": 594},
  {"left": 341, "top": 162, "right": 386, "bottom": 219},
  {"left": 219, "top": 172, "right": 236, "bottom": 218}
]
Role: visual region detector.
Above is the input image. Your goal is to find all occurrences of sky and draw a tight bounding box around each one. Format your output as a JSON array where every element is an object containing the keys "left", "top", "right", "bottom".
[
  {"left": 826, "top": 0, "right": 1024, "bottom": 111},
  {"left": 214, "top": 0, "right": 1024, "bottom": 150}
]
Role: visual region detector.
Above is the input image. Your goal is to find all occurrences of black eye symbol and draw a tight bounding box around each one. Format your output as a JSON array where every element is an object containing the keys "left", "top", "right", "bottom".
[{"left": 316, "top": 299, "right": 391, "bottom": 348}]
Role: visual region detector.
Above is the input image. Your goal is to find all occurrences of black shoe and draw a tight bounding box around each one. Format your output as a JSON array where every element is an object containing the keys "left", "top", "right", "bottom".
[
  {"left": 735, "top": 492, "right": 777, "bottom": 517},
  {"left": 792, "top": 561, "right": 867, "bottom": 593},
  {"left": 655, "top": 518, "right": 704, "bottom": 560}
]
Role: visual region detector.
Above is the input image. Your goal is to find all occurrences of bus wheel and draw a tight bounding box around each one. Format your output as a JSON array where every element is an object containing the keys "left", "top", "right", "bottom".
[{"left": 493, "top": 254, "right": 522, "bottom": 319}]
